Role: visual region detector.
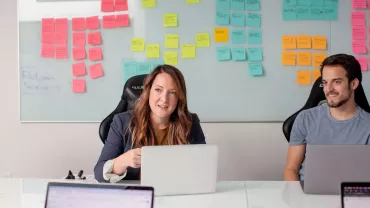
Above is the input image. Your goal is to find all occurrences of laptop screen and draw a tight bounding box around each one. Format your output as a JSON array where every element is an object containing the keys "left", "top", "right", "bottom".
[
  {"left": 343, "top": 185, "right": 370, "bottom": 208},
  {"left": 45, "top": 184, "right": 153, "bottom": 208}
]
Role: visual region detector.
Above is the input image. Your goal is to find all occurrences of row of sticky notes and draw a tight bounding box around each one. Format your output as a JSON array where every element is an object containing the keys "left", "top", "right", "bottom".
[
  {"left": 41, "top": 44, "right": 68, "bottom": 59},
  {"left": 72, "top": 62, "right": 104, "bottom": 79},
  {"left": 73, "top": 32, "right": 102, "bottom": 46},
  {"left": 282, "top": 52, "right": 327, "bottom": 66},
  {"left": 215, "top": 28, "right": 262, "bottom": 43},
  {"left": 282, "top": 6, "right": 338, "bottom": 20},
  {"left": 282, "top": 35, "right": 327, "bottom": 50},
  {"left": 216, "top": 12, "right": 261, "bottom": 28},
  {"left": 355, "top": 57, "right": 369, "bottom": 71},
  {"left": 72, "top": 47, "right": 103, "bottom": 61},
  {"left": 216, "top": 0, "right": 261, "bottom": 11},
  {"left": 216, "top": 47, "right": 263, "bottom": 61},
  {"left": 164, "top": 33, "right": 210, "bottom": 49},
  {"left": 101, "top": 0, "right": 128, "bottom": 12},
  {"left": 283, "top": 0, "right": 338, "bottom": 6},
  {"left": 297, "top": 69, "right": 321, "bottom": 85},
  {"left": 42, "top": 18, "right": 68, "bottom": 45},
  {"left": 352, "top": 0, "right": 367, "bottom": 9},
  {"left": 123, "top": 60, "right": 164, "bottom": 83}
]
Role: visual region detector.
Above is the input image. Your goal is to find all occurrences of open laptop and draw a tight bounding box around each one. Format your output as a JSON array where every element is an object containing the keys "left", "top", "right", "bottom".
[
  {"left": 140, "top": 144, "right": 218, "bottom": 196},
  {"left": 44, "top": 182, "right": 154, "bottom": 208},
  {"left": 303, "top": 145, "right": 370, "bottom": 195},
  {"left": 341, "top": 182, "right": 370, "bottom": 208}
]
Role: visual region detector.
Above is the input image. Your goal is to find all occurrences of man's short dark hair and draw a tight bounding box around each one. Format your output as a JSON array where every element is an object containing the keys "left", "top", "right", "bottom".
[{"left": 320, "top": 54, "right": 362, "bottom": 83}]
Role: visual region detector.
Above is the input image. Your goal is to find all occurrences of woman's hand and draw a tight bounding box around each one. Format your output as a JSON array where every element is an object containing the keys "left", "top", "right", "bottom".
[{"left": 113, "top": 148, "right": 142, "bottom": 175}]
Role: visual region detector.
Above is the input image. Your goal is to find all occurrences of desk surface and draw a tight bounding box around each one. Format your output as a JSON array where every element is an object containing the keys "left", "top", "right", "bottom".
[{"left": 0, "top": 178, "right": 341, "bottom": 208}]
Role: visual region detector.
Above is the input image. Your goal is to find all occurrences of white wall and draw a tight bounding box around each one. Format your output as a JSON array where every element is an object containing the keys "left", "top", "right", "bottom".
[{"left": 0, "top": 0, "right": 288, "bottom": 181}]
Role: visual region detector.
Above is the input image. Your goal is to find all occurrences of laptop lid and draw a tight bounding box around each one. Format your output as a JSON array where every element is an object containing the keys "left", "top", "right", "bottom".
[
  {"left": 44, "top": 182, "right": 154, "bottom": 208},
  {"left": 341, "top": 182, "right": 370, "bottom": 208}
]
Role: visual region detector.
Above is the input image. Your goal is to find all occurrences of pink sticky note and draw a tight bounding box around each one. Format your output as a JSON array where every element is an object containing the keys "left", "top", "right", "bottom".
[
  {"left": 88, "top": 32, "right": 102, "bottom": 45},
  {"left": 73, "top": 47, "right": 86, "bottom": 60},
  {"left": 102, "top": 15, "right": 116, "bottom": 29},
  {"left": 72, "top": 62, "right": 86, "bottom": 76},
  {"left": 42, "top": 18, "right": 54, "bottom": 44},
  {"left": 115, "top": 0, "right": 128, "bottom": 11},
  {"left": 115, "top": 14, "right": 130, "bottom": 27},
  {"left": 86, "top": 16, "right": 100, "bottom": 30},
  {"left": 89, "top": 63, "right": 104, "bottom": 79},
  {"left": 351, "top": 12, "right": 365, "bottom": 25},
  {"left": 72, "top": 79, "right": 86, "bottom": 93},
  {"left": 352, "top": 26, "right": 366, "bottom": 40},
  {"left": 352, "top": 0, "right": 367, "bottom": 9},
  {"left": 41, "top": 44, "right": 54, "bottom": 58},
  {"left": 352, "top": 41, "right": 367, "bottom": 54},
  {"left": 88, "top": 47, "right": 103, "bottom": 61},
  {"left": 356, "top": 57, "right": 367, "bottom": 71},
  {"left": 72, "top": 18, "right": 85, "bottom": 31},
  {"left": 73, "top": 32, "right": 86, "bottom": 46},
  {"left": 55, "top": 45, "right": 68, "bottom": 59},
  {"left": 101, "top": 0, "right": 115, "bottom": 12},
  {"left": 54, "top": 18, "right": 68, "bottom": 45},
  {"left": 42, "top": 32, "right": 54, "bottom": 44}
]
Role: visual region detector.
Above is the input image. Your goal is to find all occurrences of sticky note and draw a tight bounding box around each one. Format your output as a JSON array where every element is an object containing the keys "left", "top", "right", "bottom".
[
  {"left": 352, "top": 41, "right": 367, "bottom": 54},
  {"left": 312, "top": 53, "right": 326, "bottom": 67},
  {"left": 216, "top": 47, "right": 231, "bottom": 61},
  {"left": 216, "top": 11, "right": 230, "bottom": 25},
  {"left": 42, "top": 18, "right": 54, "bottom": 44},
  {"left": 217, "top": 0, "right": 230, "bottom": 10},
  {"left": 72, "top": 79, "right": 86, "bottom": 93},
  {"left": 55, "top": 45, "right": 68, "bottom": 59},
  {"left": 89, "top": 63, "right": 104, "bottom": 79},
  {"left": 296, "top": 6, "right": 310, "bottom": 20},
  {"left": 41, "top": 44, "right": 54, "bottom": 58},
  {"left": 73, "top": 47, "right": 86, "bottom": 60},
  {"left": 322, "top": 6, "right": 337, "bottom": 20},
  {"left": 282, "top": 36, "right": 297, "bottom": 49},
  {"left": 247, "top": 47, "right": 263, "bottom": 61},
  {"left": 54, "top": 18, "right": 68, "bottom": 45},
  {"left": 131, "top": 38, "right": 145, "bottom": 52},
  {"left": 72, "top": 18, "right": 85, "bottom": 31},
  {"left": 88, "top": 32, "right": 102, "bottom": 45},
  {"left": 142, "top": 0, "right": 156, "bottom": 8},
  {"left": 73, "top": 32, "right": 86, "bottom": 46},
  {"left": 246, "top": 13, "right": 261, "bottom": 28},
  {"left": 248, "top": 30, "right": 262, "bottom": 44},
  {"left": 86, "top": 16, "right": 100, "bottom": 30},
  {"left": 297, "top": 35, "right": 311, "bottom": 49},
  {"left": 311, "top": 0, "right": 324, "bottom": 5},
  {"left": 146, "top": 44, "right": 160, "bottom": 58},
  {"left": 297, "top": 70, "right": 311, "bottom": 85},
  {"left": 88, "top": 47, "right": 103, "bottom": 61},
  {"left": 297, "top": 52, "right": 311, "bottom": 66},
  {"left": 231, "top": 12, "right": 245, "bottom": 27},
  {"left": 196, "top": 33, "right": 210, "bottom": 47},
  {"left": 182, "top": 44, "right": 196, "bottom": 59},
  {"left": 123, "top": 62, "right": 138, "bottom": 76},
  {"left": 310, "top": 6, "right": 323, "bottom": 20},
  {"left": 351, "top": 12, "right": 365, "bottom": 26},
  {"left": 313, "top": 69, "right": 321, "bottom": 81},
  {"left": 116, "top": 14, "right": 130, "bottom": 27},
  {"left": 231, "top": 0, "right": 244, "bottom": 10},
  {"left": 325, "top": 0, "right": 338, "bottom": 6},
  {"left": 232, "top": 30, "right": 245, "bottom": 44},
  {"left": 282, "top": 6, "right": 296, "bottom": 20},
  {"left": 164, "top": 14, "right": 178, "bottom": 27},
  {"left": 245, "top": 0, "right": 260, "bottom": 10},
  {"left": 312, "top": 36, "right": 326, "bottom": 50},
  {"left": 164, "top": 51, "right": 178, "bottom": 65},
  {"left": 102, "top": 15, "right": 116, "bottom": 29},
  {"left": 352, "top": 26, "right": 366, "bottom": 40},
  {"left": 231, "top": 48, "right": 246, "bottom": 61},
  {"left": 356, "top": 57, "right": 367, "bottom": 71},
  {"left": 137, "top": 62, "right": 152, "bottom": 74},
  {"left": 282, "top": 52, "right": 296, "bottom": 66},
  {"left": 352, "top": 0, "right": 366, "bottom": 9},
  {"left": 115, "top": 0, "right": 128, "bottom": 11},
  {"left": 186, "top": 0, "right": 200, "bottom": 4},
  {"left": 248, "top": 62, "right": 263, "bottom": 76},
  {"left": 297, "top": 0, "right": 310, "bottom": 5},
  {"left": 214, "top": 28, "right": 229, "bottom": 42},
  {"left": 151, "top": 61, "right": 165, "bottom": 69},
  {"left": 283, "top": 0, "right": 296, "bottom": 5},
  {"left": 165, "top": 34, "right": 179, "bottom": 48},
  {"left": 72, "top": 62, "right": 86, "bottom": 76},
  {"left": 101, "top": 0, "right": 114, "bottom": 12}
]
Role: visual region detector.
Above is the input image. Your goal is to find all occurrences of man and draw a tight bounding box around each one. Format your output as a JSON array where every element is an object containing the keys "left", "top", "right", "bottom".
[{"left": 284, "top": 54, "right": 370, "bottom": 181}]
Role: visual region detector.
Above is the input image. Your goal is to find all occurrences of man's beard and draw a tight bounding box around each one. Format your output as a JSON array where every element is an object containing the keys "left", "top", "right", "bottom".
[{"left": 326, "top": 91, "right": 351, "bottom": 108}]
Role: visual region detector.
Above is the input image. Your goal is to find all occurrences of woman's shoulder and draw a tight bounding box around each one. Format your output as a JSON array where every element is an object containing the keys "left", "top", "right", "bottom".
[
  {"left": 112, "top": 110, "right": 134, "bottom": 128},
  {"left": 190, "top": 113, "right": 200, "bottom": 123}
]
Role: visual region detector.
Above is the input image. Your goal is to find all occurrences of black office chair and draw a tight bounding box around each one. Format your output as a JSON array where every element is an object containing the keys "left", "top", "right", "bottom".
[
  {"left": 99, "top": 74, "right": 147, "bottom": 144},
  {"left": 282, "top": 76, "right": 370, "bottom": 142}
]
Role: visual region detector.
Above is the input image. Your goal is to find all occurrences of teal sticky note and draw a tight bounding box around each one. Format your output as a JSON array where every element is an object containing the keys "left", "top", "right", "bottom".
[
  {"left": 283, "top": 0, "right": 296, "bottom": 5},
  {"left": 297, "top": 0, "right": 310, "bottom": 5},
  {"left": 123, "top": 61, "right": 138, "bottom": 83},
  {"left": 310, "top": 6, "right": 323, "bottom": 20},
  {"left": 232, "top": 30, "right": 245, "bottom": 44},
  {"left": 248, "top": 30, "right": 262, "bottom": 44},
  {"left": 296, "top": 6, "right": 310, "bottom": 20},
  {"left": 247, "top": 48, "right": 262, "bottom": 61},
  {"left": 311, "top": 0, "right": 324, "bottom": 5},
  {"left": 283, "top": 6, "right": 296, "bottom": 20},
  {"left": 248, "top": 62, "right": 263, "bottom": 76},
  {"left": 245, "top": 0, "right": 260, "bottom": 11},
  {"left": 216, "top": 11, "right": 230, "bottom": 25},
  {"left": 232, "top": 48, "right": 246, "bottom": 61},
  {"left": 137, "top": 62, "right": 151, "bottom": 75},
  {"left": 217, "top": 0, "right": 230, "bottom": 10},
  {"left": 216, "top": 47, "right": 231, "bottom": 61},
  {"left": 246, "top": 13, "right": 261, "bottom": 28},
  {"left": 151, "top": 61, "right": 165, "bottom": 70},
  {"left": 231, "top": 12, "right": 245, "bottom": 26},
  {"left": 324, "top": 0, "right": 338, "bottom": 6},
  {"left": 231, "top": 0, "right": 244, "bottom": 10},
  {"left": 322, "top": 6, "right": 337, "bottom": 20}
]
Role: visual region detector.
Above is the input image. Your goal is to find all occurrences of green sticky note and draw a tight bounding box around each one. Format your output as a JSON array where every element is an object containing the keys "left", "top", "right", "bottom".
[
  {"left": 248, "top": 62, "right": 263, "bottom": 76},
  {"left": 217, "top": 0, "right": 230, "bottom": 10},
  {"left": 216, "top": 11, "right": 230, "bottom": 25},
  {"left": 248, "top": 30, "right": 262, "bottom": 44},
  {"left": 296, "top": 6, "right": 310, "bottom": 20},
  {"left": 231, "top": 12, "right": 245, "bottom": 26},
  {"left": 137, "top": 62, "right": 152, "bottom": 75},
  {"left": 311, "top": 0, "right": 324, "bottom": 5},
  {"left": 247, "top": 48, "right": 263, "bottom": 61},
  {"left": 246, "top": 13, "right": 261, "bottom": 28},
  {"left": 216, "top": 47, "right": 231, "bottom": 61},
  {"left": 283, "top": 6, "right": 296, "bottom": 20},
  {"left": 322, "top": 6, "right": 337, "bottom": 20},
  {"left": 232, "top": 48, "right": 246, "bottom": 61},
  {"left": 123, "top": 61, "right": 138, "bottom": 83},
  {"left": 310, "top": 6, "right": 323, "bottom": 20},
  {"left": 245, "top": 0, "right": 260, "bottom": 11},
  {"left": 231, "top": 0, "right": 244, "bottom": 10},
  {"left": 297, "top": 0, "right": 310, "bottom": 5},
  {"left": 186, "top": 0, "right": 200, "bottom": 4},
  {"left": 283, "top": 0, "right": 296, "bottom": 5},
  {"left": 151, "top": 61, "right": 165, "bottom": 70},
  {"left": 324, "top": 0, "right": 338, "bottom": 6},
  {"left": 232, "top": 30, "right": 245, "bottom": 44}
]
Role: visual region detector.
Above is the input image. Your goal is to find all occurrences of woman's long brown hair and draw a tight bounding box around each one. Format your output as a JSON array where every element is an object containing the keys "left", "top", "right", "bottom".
[{"left": 128, "top": 65, "right": 192, "bottom": 148}]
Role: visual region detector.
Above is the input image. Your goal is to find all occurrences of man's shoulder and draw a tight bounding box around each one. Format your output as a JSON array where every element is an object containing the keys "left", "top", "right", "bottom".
[
  {"left": 298, "top": 104, "right": 327, "bottom": 119},
  {"left": 357, "top": 107, "right": 370, "bottom": 124}
]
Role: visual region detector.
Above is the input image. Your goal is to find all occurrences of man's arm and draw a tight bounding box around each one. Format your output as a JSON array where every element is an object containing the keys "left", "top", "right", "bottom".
[{"left": 284, "top": 145, "right": 306, "bottom": 181}]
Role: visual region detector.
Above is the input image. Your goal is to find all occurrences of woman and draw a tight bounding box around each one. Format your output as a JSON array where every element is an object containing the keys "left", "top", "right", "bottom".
[{"left": 94, "top": 64, "right": 206, "bottom": 183}]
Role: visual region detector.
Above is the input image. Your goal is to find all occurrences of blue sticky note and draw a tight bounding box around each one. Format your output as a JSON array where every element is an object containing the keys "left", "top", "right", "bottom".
[
  {"left": 151, "top": 60, "right": 165, "bottom": 70},
  {"left": 248, "top": 62, "right": 263, "bottom": 76},
  {"left": 324, "top": 0, "right": 338, "bottom": 6},
  {"left": 296, "top": 6, "right": 310, "bottom": 20},
  {"left": 216, "top": 11, "right": 230, "bottom": 25},
  {"left": 216, "top": 47, "right": 231, "bottom": 61},
  {"left": 322, "top": 6, "right": 337, "bottom": 20},
  {"left": 310, "top": 6, "right": 323, "bottom": 20},
  {"left": 137, "top": 62, "right": 152, "bottom": 75},
  {"left": 248, "top": 30, "right": 262, "bottom": 44},
  {"left": 231, "top": 0, "right": 244, "bottom": 10},
  {"left": 283, "top": 0, "right": 296, "bottom": 6},
  {"left": 311, "top": 0, "right": 324, "bottom": 5},
  {"left": 217, "top": 0, "right": 230, "bottom": 10},
  {"left": 245, "top": 0, "right": 260, "bottom": 11},
  {"left": 232, "top": 30, "right": 245, "bottom": 44},
  {"left": 231, "top": 12, "right": 245, "bottom": 26},
  {"left": 283, "top": 6, "right": 296, "bottom": 20},
  {"left": 297, "top": 0, "right": 310, "bottom": 5},
  {"left": 232, "top": 48, "right": 246, "bottom": 61},
  {"left": 247, "top": 48, "right": 262, "bottom": 61},
  {"left": 123, "top": 61, "right": 138, "bottom": 83},
  {"left": 246, "top": 13, "right": 261, "bottom": 28}
]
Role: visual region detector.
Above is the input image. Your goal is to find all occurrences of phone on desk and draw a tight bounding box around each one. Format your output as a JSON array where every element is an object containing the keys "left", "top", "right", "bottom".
[{"left": 341, "top": 182, "right": 370, "bottom": 208}]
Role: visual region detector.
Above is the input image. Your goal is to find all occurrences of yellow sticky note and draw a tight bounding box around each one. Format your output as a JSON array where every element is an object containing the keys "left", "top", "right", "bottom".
[
  {"left": 282, "top": 36, "right": 297, "bottom": 49},
  {"left": 297, "top": 70, "right": 311, "bottom": 85},
  {"left": 131, "top": 38, "right": 145, "bottom": 52},
  {"left": 142, "top": 0, "right": 156, "bottom": 8},
  {"left": 312, "top": 53, "right": 327, "bottom": 67},
  {"left": 146, "top": 44, "right": 160, "bottom": 58},
  {"left": 164, "top": 14, "right": 178, "bottom": 27},
  {"left": 312, "top": 69, "right": 321, "bottom": 81},
  {"left": 164, "top": 51, "right": 178, "bottom": 65},
  {"left": 182, "top": 44, "right": 196, "bottom": 58},
  {"left": 186, "top": 0, "right": 200, "bottom": 3},
  {"left": 282, "top": 52, "right": 296, "bottom": 66},
  {"left": 196, "top": 33, "right": 210, "bottom": 47},
  {"left": 165, "top": 34, "right": 179, "bottom": 49},
  {"left": 297, "top": 35, "right": 311, "bottom": 49},
  {"left": 312, "top": 36, "right": 327, "bottom": 50},
  {"left": 297, "top": 52, "right": 311, "bottom": 66},
  {"left": 214, "top": 28, "right": 228, "bottom": 42}
]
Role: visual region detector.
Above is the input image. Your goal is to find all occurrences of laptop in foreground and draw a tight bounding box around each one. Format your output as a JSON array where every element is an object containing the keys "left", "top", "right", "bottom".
[{"left": 341, "top": 182, "right": 370, "bottom": 208}]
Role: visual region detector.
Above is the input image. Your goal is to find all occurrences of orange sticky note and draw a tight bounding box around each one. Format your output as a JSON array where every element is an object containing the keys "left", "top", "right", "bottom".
[
  {"left": 115, "top": 0, "right": 128, "bottom": 11},
  {"left": 54, "top": 18, "right": 68, "bottom": 45},
  {"left": 297, "top": 35, "right": 311, "bottom": 49},
  {"left": 282, "top": 36, "right": 296, "bottom": 49},
  {"left": 297, "top": 70, "right": 311, "bottom": 85},
  {"left": 312, "top": 69, "right": 321, "bottom": 82},
  {"left": 297, "top": 52, "right": 311, "bottom": 66},
  {"left": 72, "top": 79, "right": 86, "bottom": 93},
  {"left": 41, "top": 44, "right": 54, "bottom": 58},
  {"left": 89, "top": 63, "right": 104, "bottom": 79},
  {"left": 282, "top": 52, "right": 296, "bottom": 66},
  {"left": 312, "top": 53, "right": 327, "bottom": 67},
  {"left": 73, "top": 47, "right": 86, "bottom": 60},
  {"left": 55, "top": 45, "right": 68, "bottom": 59},
  {"left": 101, "top": 0, "right": 115, "bottom": 12},
  {"left": 72, "top": 18, "right": 85, "bottom": 31},
  {"left": 103, "top": 15, "right": 116, "bottom": 29},
  {"left": 88, "top": 32, "right": 102, "bottom": 45},
  {"left": 214, "top": 28, "right": 228, "bottom": 42},
  {"left": 42, "top": 18, "right": 54, "bottom": 44},
  {"left": 312, "top": 36, "right": 327, "bottom": 50},
  {"left": 73, "top": 32, "right": 86, "bottom": 46},
  {"left": 88, "top": 47, "right": 103, "bottom": 61},
  {"left": 116, "top": 14, "right": 130, "bottom": 27},
  {"left": 86, "top": 16, "right": 100, "bottom": 30},
  {"left": 72, "top": 62, "right": 86, "bottom": 76}
]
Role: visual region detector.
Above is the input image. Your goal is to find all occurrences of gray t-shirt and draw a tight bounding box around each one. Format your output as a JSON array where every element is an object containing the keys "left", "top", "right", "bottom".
[{"left": 289, "top": 104, "right": 370, "bottom": 181}]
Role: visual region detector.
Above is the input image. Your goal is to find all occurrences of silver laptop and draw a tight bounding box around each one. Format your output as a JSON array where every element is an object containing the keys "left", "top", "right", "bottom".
[
  {"left": 44, "top": 182, "right": 154, "bottom": 208},
  {"left": 303, "top": 145, "right": 370, "bottom": 195},
  {"left": 140, "top": 144, "right": 218, "bottom": 196}
]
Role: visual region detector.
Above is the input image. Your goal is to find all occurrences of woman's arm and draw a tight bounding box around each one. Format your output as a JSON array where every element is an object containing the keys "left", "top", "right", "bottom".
[{"left": 190, "top": 113, "right": 206, "bottom": 144}]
